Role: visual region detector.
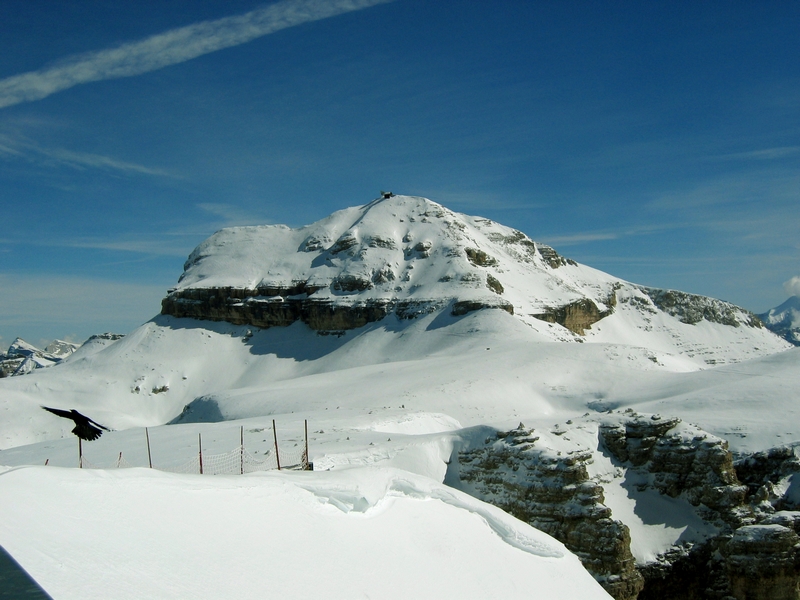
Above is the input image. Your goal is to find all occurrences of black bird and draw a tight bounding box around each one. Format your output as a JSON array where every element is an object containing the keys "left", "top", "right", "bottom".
[{"left": 41, "top": 406, "right": 110, "bottom": 441}]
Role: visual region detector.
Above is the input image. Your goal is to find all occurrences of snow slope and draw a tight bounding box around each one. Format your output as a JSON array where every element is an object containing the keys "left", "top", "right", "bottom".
[{"left": 0, "top": 465, "right": 610, "bottom": 600}]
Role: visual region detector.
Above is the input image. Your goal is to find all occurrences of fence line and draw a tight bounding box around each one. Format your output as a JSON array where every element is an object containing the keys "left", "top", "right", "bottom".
[{"left": 70, "top": 420, "right": 311, "bottom": 474}]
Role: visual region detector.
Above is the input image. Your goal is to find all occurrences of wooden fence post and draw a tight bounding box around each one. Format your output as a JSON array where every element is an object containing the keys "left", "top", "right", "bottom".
[
  {"left": 273, "top": 419, "right": 281, "bottom": 471},
  {"left": 240, "top": 425, "right": 244, "bottom": 475},
  {"left": 199, "top": 433, "right": 204, "bottom": 475},
  {"left": 78, "top": 437, "right": 83, "bottom": 468},
  {"left": 304, "top": 419, "right": 310, "bottom": 470},
  {"left": 146, "top": 427, "right": 153, "bottom": 468}
]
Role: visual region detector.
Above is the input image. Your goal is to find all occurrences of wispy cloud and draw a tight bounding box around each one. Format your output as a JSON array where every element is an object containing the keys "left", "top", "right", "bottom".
[
  {"left": 711, "top": 146, "right": 800, "bottom": 161},
  {"left": 37, "top": 147, "right": 172, "bottom": 176},
  {"left": 60, "top": 238, "right": 192, "bottom": 257},
  {"left": 542, "top": 232, "right": 619, "bottom": 246},
  {"left": 541, "top": 223, "right": 679, "bottom": 247},
  {"left": 648, "top": 170, "right": 800, "bottom": 212},
  {"left": 0, "top": 131, "right": 172, "bottom": 176},
  {"left": 1, "top": 234, "right": 194, "bottom": 258},
  {"left": 0, "top": 0, "right": 394, "bottom": 109}
]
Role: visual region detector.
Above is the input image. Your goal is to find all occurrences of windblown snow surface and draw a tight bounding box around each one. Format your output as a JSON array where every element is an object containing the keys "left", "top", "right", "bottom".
[{"left": 1, "top": 196, "right": 796, "bottom": 599}]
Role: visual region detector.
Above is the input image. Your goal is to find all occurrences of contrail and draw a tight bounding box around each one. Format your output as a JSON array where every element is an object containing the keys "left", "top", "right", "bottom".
[{"left": 0, "top": 0, "right": 394, "bottom": 109}]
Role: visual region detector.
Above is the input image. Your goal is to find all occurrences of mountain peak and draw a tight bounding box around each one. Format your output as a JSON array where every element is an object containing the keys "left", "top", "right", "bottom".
[
  {"left": 171, "top": 194, "right": 579, "bottom": 315},
  {"left": 759, "top": 296, "right": 800, "bottom": 346},
  {"left": 161, "top": 195, "right": 789, "bottom": 365}
]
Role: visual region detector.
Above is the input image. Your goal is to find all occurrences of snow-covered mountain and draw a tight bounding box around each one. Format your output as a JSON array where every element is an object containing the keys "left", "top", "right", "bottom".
[
  {"left": 1, "top": 195, "right": 797, "bottom": 600},
  {"left": 164, "top": 194, "right": 787, "bottom": 367},
  {"left": 0, "top": 337, "right": 79, "bottom": 377},
  {"left": 759, "top": 296, "right": 800, "bottom": 345}
]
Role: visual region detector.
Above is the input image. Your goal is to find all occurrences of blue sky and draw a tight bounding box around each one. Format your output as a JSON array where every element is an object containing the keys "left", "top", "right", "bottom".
[{"left": 1, "top": 0, "right": 798, "bottom": 348}]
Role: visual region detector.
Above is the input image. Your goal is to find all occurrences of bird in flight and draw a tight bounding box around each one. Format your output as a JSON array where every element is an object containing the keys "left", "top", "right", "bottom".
[{"left": 41, "top": 406, "right": 110, "bottom": 441}]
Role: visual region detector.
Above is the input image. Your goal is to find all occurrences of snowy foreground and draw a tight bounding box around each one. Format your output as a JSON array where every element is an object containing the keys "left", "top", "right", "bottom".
[{"left": 0, "top": 464, "right": 609, "bottom": 599}]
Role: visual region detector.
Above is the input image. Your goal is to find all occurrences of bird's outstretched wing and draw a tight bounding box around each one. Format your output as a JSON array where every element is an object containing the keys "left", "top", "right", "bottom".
[
  {"left": 41, "top": 406, "right": 74, "bottom": 419},
  {"left": 86, "top": 417, "right": 110, "bottom": 432}
]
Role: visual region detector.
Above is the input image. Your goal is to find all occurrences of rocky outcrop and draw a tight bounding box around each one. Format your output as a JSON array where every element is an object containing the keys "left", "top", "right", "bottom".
[
  {"left": 0, "top": 356, "right": 24, "bottom": 378},
  {"left": 464, "top": 247, "right": 498, "bottom": 267},
  {"left": 454, "top": 424, "right": 644, "bottom": 600},
  {"left": 533, "top": 298, "right": 614, "bottom": 335},
  {"left": 450, "top": 413, "right": 800, "bottom": 600},
  {"left": 486, "top": 230, "right": 577, "bottom": 269},
  {"left": 161, "top": 285, "right": 514, "bottom": 332},
  {"left": 599, "top": 413, "right": 800, "bottom": 599},
  {"left": 451, "top": 299, "right": 514, "bottom": 316},
  {"left": 162, "top": 286, "right": 392, "bottom": 331},
  {"left": 600, "top": 413, "right": 747, "bottom": 522},
  {"left": 723, "top": 525, "right": 800, "bottom": 600},
  {"left": 533, "top": 289, "right": 618, "bottom": 335},
  {"left": 641, "top": 288, "right": 764, "bottom": 328},
  {"left": 735, "top": 446, "right": 800, "bottom": 510}
]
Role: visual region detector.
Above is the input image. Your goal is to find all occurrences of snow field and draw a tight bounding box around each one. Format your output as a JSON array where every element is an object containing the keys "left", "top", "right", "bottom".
[{"left": 0, "top": 465, "right": 611, "bottom": 600}]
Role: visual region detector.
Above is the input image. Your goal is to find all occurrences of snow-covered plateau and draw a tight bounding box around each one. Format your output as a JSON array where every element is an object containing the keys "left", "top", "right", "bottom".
[{"left": 1, "top": 195, "right": 798, "bottom": 600}]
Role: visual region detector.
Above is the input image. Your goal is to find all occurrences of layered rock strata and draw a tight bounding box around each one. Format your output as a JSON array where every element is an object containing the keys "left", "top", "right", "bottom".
[
  {"left": 641, "top": 288, "right": 764, "bottom": 329},
  {"left": 161, "top": 285, "right": 513, "bottom": 332},
  {"left": 600, "top": 413, "right": 748, "bottom": 523},
  {"left": 454, "top": 424, "right": 644, "bottom": 600}
]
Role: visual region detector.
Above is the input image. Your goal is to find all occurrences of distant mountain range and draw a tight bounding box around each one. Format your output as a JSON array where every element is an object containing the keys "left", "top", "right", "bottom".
[
  {"left": 0, "top": 338, "right": 79, "bottom": 377},
  {"left": 0, "top": 333, "right": 124, "bottom": 377}
]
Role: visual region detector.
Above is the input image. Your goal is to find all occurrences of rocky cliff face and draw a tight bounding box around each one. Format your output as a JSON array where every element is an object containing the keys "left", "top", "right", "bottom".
[
  {"left": 161, "top": 286, "right": 513, "bottom": 332},
  {"left": 450, "top": 413, "right": 800, "bottom": 600},
  {"left": 533, "top": 290, "right": 618, "bottom": 335},
  {"left": 600, "top": 413, "right": 748, "bottom": 523},
  {"left": 453, "top": 424, "right": 644, "bottom": 600},
  {"left": 642, "top": 288, "right": 764, "bottom": 329}
]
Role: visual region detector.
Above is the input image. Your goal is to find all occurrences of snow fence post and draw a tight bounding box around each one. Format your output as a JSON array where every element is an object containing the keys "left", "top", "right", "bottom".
[
  {"left": 273, "top": 419, "right": 281, "bottom": 471},
  {"left": 198, "top": 433, "right": 204, "bottom": 475},
  {"left": 145, "top": 427, "right": 153, "bottom": 468},
  {"left": 78, "top": 437, "right": 83, "bottom": 469},
  {"left": 240, "top": 425, "right": 244, "bottom": 475},
  {"left": 304, "top": 419, "right": 311, "bottom": 471}
]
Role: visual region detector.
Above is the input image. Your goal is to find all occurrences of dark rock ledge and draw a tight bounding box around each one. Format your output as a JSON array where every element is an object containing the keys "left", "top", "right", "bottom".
[{"left": 161, "top": 285, "right": 513, "bottom": 332}]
